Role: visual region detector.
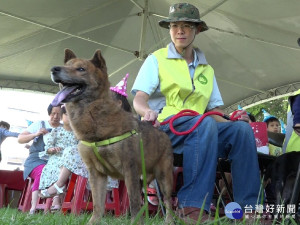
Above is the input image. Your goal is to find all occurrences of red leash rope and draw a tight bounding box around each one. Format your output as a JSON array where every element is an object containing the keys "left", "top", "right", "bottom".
[{"left": 160, "top": 109, "right": 226, "bottom": 136}]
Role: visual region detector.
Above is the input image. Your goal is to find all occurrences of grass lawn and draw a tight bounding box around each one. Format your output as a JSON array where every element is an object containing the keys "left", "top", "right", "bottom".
[
  {"left": 0, "top": 207, "right": 135, "bottom": 225},
  {"left": 0, "top": 207, "right": 236, "bottom": 225},
  {"left": 1, "top": 207, "right": 298, "bottom": 225}
]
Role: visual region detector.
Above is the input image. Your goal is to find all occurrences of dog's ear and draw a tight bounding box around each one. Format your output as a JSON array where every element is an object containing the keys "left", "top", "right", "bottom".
[
  {"left": 64, "top": 49, "right": 77, "bottom": 64},
  {"left": 91, "top": 50, "right": 107, "bottom": 74}
]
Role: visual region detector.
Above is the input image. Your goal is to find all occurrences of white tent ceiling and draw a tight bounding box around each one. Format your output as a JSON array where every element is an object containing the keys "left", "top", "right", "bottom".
[{"left": 1, "top": 0, "right": 300, "bottom": 113}]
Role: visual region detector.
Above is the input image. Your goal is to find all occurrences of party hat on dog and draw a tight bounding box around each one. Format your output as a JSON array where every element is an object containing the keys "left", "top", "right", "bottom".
[{"left": 110, "top": 73, "right": 129, "bottom": 97}]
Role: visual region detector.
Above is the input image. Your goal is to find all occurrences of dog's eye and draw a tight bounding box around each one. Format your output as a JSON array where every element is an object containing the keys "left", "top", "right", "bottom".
[{"left": 77, "top": 67, "right": 85, "bottom": 72}]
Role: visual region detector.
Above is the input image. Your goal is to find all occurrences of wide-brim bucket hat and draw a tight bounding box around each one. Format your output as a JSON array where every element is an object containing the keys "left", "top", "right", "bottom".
[{"left": 159, "top": 3, "right": 208, "bottom": 32}]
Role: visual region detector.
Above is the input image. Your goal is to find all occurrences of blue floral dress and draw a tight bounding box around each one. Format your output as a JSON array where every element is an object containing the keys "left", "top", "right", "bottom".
[{"left": 39, "top": 127, "right": 83, "bottom": 189}]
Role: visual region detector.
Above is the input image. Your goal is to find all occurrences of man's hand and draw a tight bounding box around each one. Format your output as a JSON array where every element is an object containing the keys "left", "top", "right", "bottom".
[
  {"left": 133, "top": 91, "right": 161, "bottom": 127},
  {"left": 143, "top": 109, "right": 160, "bottom": 127},
  {"left": 235, "top": 110, "right": 250, "bottom": 123}
]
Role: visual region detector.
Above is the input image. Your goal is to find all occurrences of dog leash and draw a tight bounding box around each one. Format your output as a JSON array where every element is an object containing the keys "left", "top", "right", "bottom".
[
  {"left": 159, "top": 109, "right": 246, "bottom": 135},
  {"left": 81, "top": 130, "right": 138, "bottom": 171}
]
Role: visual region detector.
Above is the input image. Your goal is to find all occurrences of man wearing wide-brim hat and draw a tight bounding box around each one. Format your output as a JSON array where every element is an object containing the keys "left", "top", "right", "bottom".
[
  {"left": 158, "top": 3, "right": 208, "bottom": 32},
  {"left": 132, "top": 3, "right": 262, "bottom": 223}
]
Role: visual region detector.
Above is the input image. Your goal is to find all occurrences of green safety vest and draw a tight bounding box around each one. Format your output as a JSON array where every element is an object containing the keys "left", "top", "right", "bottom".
[
  {"left": 286, "top": 89, "right": 300, "bottom": 152},
  {"left": 153, "top": 47, "right": 214, "bottom": 122}
]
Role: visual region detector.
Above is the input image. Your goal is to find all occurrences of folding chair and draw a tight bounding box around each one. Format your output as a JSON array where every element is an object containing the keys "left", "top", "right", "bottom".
[
  {"left": 18, "top": 177, "right": 52, "bottom": 213},
  {"left": 18, "top": 178, "right": 33, "bottom": 212},
  {"left": 61, "top": 173, "right": 93, "bottom": 214},
  {"left": 0, "top": 170, "right": 25, "bottom": 208},
  {"left": 61, "top": 173, "right": 129, "bottom": 215},
  {"left": 0, "top": 184, "right": 7, "bottom": 208}
]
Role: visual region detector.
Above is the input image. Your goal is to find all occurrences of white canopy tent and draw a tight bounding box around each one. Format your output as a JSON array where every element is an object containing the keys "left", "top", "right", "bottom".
[{"left": 1, "top": 0, "right": 300, "bottom": 113}]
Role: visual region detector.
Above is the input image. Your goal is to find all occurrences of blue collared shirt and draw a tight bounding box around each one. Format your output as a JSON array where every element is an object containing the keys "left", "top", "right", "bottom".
[
  {"left": 131, "top": 42, "right": 224, "bottom": 113},
  {"left": 0, "top": 128, "right": 19, "bottom": 147}
]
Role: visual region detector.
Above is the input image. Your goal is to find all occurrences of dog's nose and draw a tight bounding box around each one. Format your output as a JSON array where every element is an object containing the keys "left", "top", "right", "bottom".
[{"left": 51, "top": 66, "right": 61, "bottom": 74}]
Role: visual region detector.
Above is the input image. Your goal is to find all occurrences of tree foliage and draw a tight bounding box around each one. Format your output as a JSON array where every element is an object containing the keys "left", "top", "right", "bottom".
[{"left": 246, "top": 97, "right": 289, "bottom": 123}]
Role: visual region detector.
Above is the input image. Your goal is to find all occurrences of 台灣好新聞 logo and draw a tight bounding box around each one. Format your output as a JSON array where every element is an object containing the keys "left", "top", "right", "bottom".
[{"left": 225, "top": 202, "right": 243, "bottom": 219}]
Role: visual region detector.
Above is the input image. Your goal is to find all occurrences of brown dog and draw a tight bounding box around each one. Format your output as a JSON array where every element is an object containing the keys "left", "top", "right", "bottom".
[{"left": 50, "top": 49, "right": 174, "bottom": 224}]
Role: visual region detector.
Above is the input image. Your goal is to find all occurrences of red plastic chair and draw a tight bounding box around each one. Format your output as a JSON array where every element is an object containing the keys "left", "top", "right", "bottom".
[
  {"left": 0, "top": 183, "right": 8, "bottom": 208},
  {"left": 61, "top": 173, "right": 129, "bottom": 215},
  {"left": 61, "top": 172, "right": 78, "bottom": 213},
  {"left": 18, "top": 178, "right": 33, "bottom": 212},
  {"left": 35, "top": 196, "right": 52, "bottom": 213},
  {"left": 18, "top": 177, "right": 52, "bottom": 213},
  {"left": 107, "top": 180, "right": 130, "bottom": 216},
  {"left": 62, "top": 174, "right": 93, "bottom": 214},
  {"left": 0, "top": 170, "right": 25, "bottom": 208}
]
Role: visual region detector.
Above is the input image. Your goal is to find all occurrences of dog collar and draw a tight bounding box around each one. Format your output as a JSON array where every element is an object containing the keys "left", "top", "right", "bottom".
[
  {"left": 81, "top": 130, "right": 138, "bottom": 169},
  {"left": 81, "top": 129, "right": 137, "bottom": 147}
]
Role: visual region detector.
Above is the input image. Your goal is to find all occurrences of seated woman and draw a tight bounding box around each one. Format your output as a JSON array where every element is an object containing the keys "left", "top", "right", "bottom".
[
  {"left": 38, "top": 106, "right": 80, "bottom": 210},
  {"left": 18, "top": 104, "right": 62, "bottom": 214}
]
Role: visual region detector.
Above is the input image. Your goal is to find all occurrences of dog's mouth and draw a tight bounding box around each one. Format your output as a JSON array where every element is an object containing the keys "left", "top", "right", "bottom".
[{"left": 51, "top": 82, "right": 86, "bottom": 106}]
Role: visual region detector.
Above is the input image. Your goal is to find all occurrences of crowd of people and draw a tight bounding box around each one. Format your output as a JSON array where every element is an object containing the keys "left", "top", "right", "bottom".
[{"left": 0, "top": 2, "right": 299, "bottom": 224}]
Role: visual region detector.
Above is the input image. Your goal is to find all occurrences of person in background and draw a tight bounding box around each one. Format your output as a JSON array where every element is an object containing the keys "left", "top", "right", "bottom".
[
  {"left": 262, "top": 109, "right": 283, "bottom": 156},
  {"left": 263, "top": 109, "right": 281, "bottom": 133},
  {"left": 131, "top": 3, "right": 261, "bottom": 223},
  {"left": 110, "top": 74, "right": 132, "bottom": 113},
  {"left": 18, "top": 104, "right": 62, "bottom": 214},
  {"left": 38, "top": 105, "right": 78, "bottom": 211},
  {"left": 0, "top": 120, "right": 19, "bottom": 162},
  {"left": 248, "top": 113, "right": 256, "bottom": 123},
  {"left": 282, "top": 89, "right": 300, "bottom": 153},
  {"left": 108, "top": 73, "right": 132, "bottom": 190},
  {"left": 261, "top": 109, "right": 284, "bottom": 205}
]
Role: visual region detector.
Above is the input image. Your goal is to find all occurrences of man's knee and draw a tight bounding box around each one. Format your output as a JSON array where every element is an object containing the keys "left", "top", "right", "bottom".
[
  {"left": 230, "top": 122, "right": 256, "bottom": 149},
  {"left": 197, "top": 115, "right": 217, "bottom": 130},
  {"left": 231, "top": 121, "right": 253, "bottom": 135}
]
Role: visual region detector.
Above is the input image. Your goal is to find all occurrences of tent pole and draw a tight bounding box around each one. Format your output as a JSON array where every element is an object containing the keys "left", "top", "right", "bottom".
[{"left": 138, "top": 0, "right": 149, "bottom": 60}]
